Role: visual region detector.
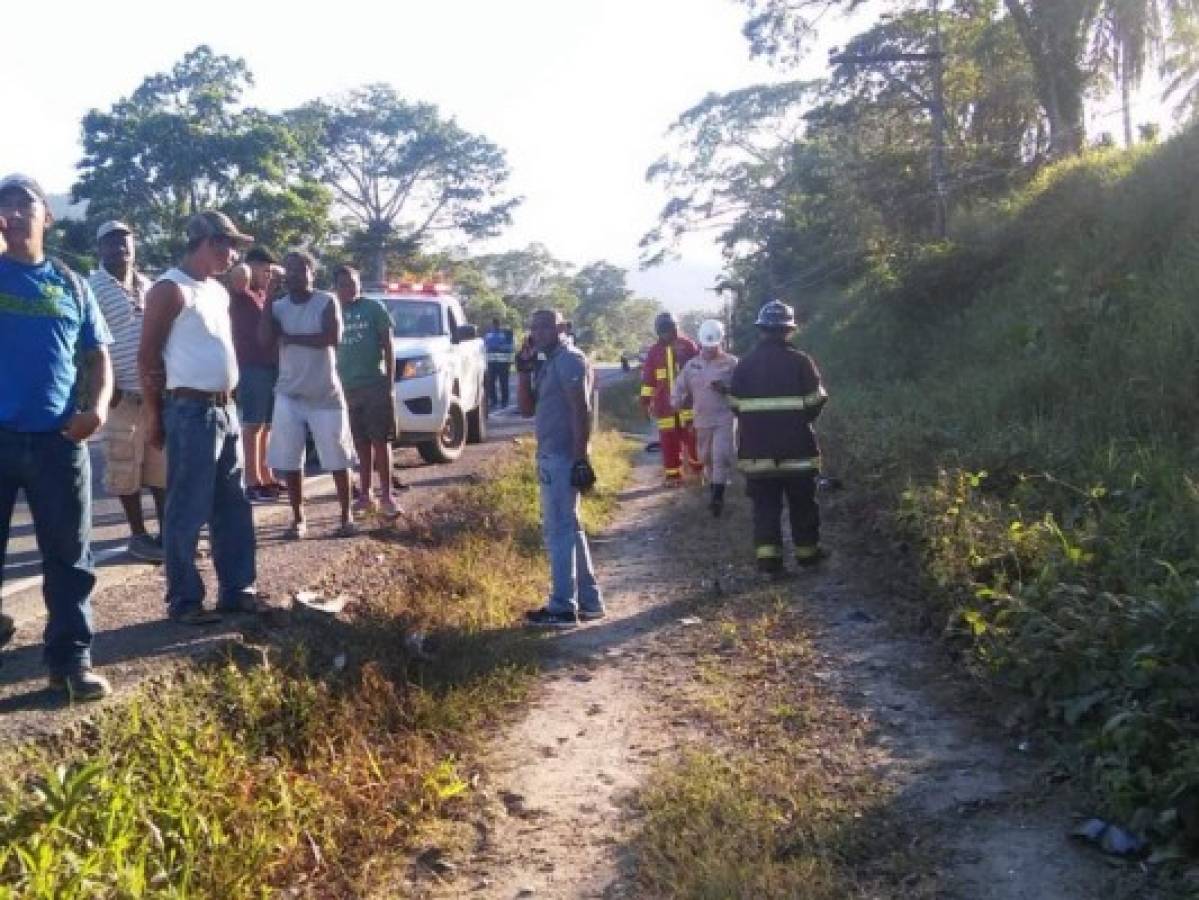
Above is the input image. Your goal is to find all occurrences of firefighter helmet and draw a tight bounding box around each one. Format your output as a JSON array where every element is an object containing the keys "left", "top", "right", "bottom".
[
  {"left": 755, "top": 299, "right": 797, "bottom": 329},
  {"left": 654, "top": 311, "right": 679, "bottom": 337},
  {"left": 697, "top": 319, "right": 725, "bottom": 348}
]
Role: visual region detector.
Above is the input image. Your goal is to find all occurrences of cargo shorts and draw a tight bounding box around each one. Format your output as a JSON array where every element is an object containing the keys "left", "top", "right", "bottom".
[
  {"left": 345, "top": 378, "right": 398, "bottom": 445},
  {"left": 102, "top": 391, "right": 166, "bottom": 496}
]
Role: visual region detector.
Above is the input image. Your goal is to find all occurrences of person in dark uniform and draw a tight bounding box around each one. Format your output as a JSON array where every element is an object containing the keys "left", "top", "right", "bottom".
[{"left": 729, "top": 300, "right": 828, "bottom": 574}]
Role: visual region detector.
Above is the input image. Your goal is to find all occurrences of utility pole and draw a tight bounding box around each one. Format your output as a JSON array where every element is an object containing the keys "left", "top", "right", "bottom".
[{"left": 829, "top": 0, "right": 949, "bottom": 239}]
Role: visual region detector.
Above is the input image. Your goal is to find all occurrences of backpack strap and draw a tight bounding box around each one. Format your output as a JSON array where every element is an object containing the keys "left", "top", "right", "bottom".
[{"left": 47, "top": 256, "right": 87, "bottom": 319}]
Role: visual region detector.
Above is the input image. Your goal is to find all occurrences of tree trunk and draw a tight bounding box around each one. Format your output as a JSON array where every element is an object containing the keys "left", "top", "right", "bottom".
[
  {"left": 1003, "top": 0, "right": 1097, "bottom": 158},
  {"left": 1121, "top": 51, "right": 1134, "bottom": 148}
]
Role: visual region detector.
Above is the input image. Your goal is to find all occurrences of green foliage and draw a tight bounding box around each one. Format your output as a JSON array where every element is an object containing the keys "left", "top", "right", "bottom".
[
  {"left": 73, "top": 46, "right": 329, "bottom": 269},
  {"left": 0, "top": 436, "right": 637, "bottom": 898},
  {"left": 289, "top": 84, "right": 520, "bottom": 283},
  {"left": 806, "top": 126, "right": 1199, "bottom": 843},
  {"left": 571, "top": 261, "right": 660, "bottom": 357}
]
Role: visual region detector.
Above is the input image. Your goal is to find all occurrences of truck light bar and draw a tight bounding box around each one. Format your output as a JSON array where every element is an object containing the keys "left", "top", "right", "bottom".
[{"left": 386, "top": 281, "right": 451, "bottom": 295}]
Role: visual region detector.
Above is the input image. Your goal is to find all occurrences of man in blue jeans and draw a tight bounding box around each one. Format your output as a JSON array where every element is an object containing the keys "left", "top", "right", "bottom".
[
  {"left": 138, "top": 211, "right": 264, "bottom": 624},
  {"left": 0, "top": 174, "right": 114, "bottom": 700},
  {"left": 518, "top": 309, "right": 605, "bottom": 628}
]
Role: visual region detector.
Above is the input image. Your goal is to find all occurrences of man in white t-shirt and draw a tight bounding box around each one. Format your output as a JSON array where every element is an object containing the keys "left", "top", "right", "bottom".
[
  {"left": 258, "top": 250, "right": 355, "bottom": 539},
  {"left": 138, "top": 211, "right": 265, "bottom": 625}
]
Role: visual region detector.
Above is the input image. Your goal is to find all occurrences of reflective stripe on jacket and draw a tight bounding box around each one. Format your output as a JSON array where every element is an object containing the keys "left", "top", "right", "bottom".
[{"left": 729, "top": 337, "right": 826, "bottom": 477}]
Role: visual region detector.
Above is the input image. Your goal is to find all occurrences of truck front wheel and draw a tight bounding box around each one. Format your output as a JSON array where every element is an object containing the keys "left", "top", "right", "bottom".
[{"left": 418, "top": 402, "right": 467, "bottom": 464}]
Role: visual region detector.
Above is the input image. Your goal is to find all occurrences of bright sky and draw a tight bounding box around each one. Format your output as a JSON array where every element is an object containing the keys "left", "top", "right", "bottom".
[
  {"left": 1, "top": 1, "right": 1176, "bottom": 313},
  {"left": 2, "top": 0, "right": 802, "bottom": 312}
]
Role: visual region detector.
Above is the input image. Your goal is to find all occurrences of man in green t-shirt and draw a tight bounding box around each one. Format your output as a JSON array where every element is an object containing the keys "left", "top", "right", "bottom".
[{"left": 334, "top": 265, "right": 400, "bottom": 518}]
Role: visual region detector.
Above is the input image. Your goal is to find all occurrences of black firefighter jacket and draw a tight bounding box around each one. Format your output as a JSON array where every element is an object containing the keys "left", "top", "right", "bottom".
[{"left": 729, "top": 338, "right": 827, "bottom": 477}]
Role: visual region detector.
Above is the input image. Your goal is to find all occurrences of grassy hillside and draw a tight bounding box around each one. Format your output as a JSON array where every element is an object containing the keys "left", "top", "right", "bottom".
[{"left": 803, "top": 126, "right": 1199, "bottom": 847}]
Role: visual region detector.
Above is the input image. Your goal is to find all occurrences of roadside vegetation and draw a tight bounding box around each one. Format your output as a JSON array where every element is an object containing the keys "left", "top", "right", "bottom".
[
  {"left": 0, "top": 432, "right": 634, "bottom": 899},
  {"left": 806, "top": 131, "right": 1199, "bottom": 856},
  {"left": 629, "top": 488, "right": 936, "bottom": 899}
]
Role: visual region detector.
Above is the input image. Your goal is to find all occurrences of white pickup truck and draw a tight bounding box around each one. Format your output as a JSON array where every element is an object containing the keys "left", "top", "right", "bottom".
[{"left": 362, "top": 282, "right": 488, "bottom": 464}]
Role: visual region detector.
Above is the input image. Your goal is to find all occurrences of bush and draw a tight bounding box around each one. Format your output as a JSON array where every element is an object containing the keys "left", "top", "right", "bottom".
[{"left": 803, "top": 124, "right": 1199, "bottom": 849}]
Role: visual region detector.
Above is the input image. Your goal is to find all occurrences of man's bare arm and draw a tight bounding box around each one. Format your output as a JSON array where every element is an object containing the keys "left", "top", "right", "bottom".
[
  {"left": 138, "top": 280, "right": 185, "bottom": 450},
  {"left": 62, "top": 348, "right": 112, "bottom": 442}
]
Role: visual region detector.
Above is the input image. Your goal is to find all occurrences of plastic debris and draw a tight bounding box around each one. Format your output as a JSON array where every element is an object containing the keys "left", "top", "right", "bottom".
[
  {"left": 292, "top": 591, "right": 349, "bottom": 619},
  {"left": 680, "top": 616, "right": 702, "bottom": 626},
  {"left": 1071, "top": 818, "right": 1147, "bottom": 857}
]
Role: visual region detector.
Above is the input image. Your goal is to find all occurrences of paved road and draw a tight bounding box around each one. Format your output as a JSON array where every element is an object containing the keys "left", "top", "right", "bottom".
[{"left": 1, "top": 364, "right": 629, "bottom": 627}]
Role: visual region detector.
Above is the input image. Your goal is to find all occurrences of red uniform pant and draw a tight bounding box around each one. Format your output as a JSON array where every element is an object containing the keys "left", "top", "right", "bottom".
[{"left": 659, "top": 422, "right": 700, "bottom": 479}]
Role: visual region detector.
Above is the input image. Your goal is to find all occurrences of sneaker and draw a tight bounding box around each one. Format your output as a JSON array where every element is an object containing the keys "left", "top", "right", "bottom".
[
  {"left": 170, "top": 605, "right": 223, "bottom": 625},
  {"left": 127, "top": 533, "right": 165, "bottom": 563},
  {"left": 524, "top": 607, "right": 580, "bottom": 629},
  {"left": 578, "top": 607, "right": 607, "bottom": 622},
  {"left": 378, "top": 497, "right": 401, "bottom": 519},
  {"left": 48, "top": 668, "right": 112, "bottom": 701},
  {"left": 352, "top": 496, "right": 376, "bottom": 517},
  {"left": 285, "top": 521, "right": 307, "bottom": 540}
]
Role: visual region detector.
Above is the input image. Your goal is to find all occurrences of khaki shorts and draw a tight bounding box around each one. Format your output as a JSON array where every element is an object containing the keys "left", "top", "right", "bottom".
[{"left": 102, "top": 392, "right": 166, "bottom": 495}]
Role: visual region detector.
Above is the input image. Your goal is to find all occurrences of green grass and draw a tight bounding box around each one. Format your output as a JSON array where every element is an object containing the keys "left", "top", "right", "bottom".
[
  {"left": 798, "top": 124, "right": 1199, "bottom": 853},
  {"left": 0, "top": 434, "right": 637, "bottom": 899},
  {"left": 598, "top": 372, "right": 651, "bottom": 435},
  {"left": 629, "top": 489, "right": 936, "bottom": 899}
]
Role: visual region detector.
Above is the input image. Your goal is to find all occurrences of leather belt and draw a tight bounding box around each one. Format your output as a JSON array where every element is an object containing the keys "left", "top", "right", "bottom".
[{"left": 168, "top": 387, "right": 234, "bottom": 406}]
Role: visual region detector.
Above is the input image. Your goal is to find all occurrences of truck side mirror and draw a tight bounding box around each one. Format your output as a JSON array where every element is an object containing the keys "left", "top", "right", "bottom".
[{"left": 455, "top": 323, "right": 478, "bottom": 342}]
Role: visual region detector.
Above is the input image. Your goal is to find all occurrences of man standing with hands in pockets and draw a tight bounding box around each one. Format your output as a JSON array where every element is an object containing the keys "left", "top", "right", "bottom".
[{"left": 518, "top": 309, "right": 605, "bottom": 628}]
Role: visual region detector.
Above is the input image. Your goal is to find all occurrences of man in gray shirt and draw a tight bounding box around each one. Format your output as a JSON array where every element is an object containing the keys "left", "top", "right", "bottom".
[
  {"left": 517, "top": 309, "right": 604, "bottom": 628},
  {"left": 258, "top": 250, "right": 355, "bottom": 538}
]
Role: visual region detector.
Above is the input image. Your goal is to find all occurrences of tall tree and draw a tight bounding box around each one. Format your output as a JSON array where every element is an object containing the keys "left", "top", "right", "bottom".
[
  {"left": 73, "top": 46, "right": 328, "bottom": 266},
  {"left": 291, "top": 85, "right": 520, "bottom": 284}
]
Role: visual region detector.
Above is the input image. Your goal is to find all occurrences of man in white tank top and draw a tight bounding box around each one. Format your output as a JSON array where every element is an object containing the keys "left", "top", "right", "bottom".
[
  {"left": 138, "top": 211, "right": 265, "bottom": 624},
  {"left": 258, "top": 250, "right": 356, "bottom": 539}
]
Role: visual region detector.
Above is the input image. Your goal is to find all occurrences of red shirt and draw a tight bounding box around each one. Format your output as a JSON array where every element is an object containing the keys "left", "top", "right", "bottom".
[{"left": 228, "top": 287, "right": 277, "bottom": 368}]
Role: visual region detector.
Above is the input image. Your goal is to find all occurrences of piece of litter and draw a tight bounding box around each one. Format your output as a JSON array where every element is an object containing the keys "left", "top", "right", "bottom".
[
  {"left": 292, "top": 592, "right": 349, "bottom": 617},
  {"left": 680, "top": 616, "right": 702, "bottom": 626},
  {"left": 331, "top": 653, "right": 347, "bottom": 671},
  {"left": 1071, "top": 818, "right": 1147, "bottom": 857}
]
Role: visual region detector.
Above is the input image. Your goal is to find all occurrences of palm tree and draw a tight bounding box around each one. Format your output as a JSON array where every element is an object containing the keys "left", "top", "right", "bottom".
[{"left": 1093, "top": 0, "right": 1199, "bottom": 145}]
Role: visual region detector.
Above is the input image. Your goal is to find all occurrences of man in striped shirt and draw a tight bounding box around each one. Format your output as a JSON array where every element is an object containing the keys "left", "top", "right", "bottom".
[{"left": 89, "top": 221, "right": 166, "bottom": 562}]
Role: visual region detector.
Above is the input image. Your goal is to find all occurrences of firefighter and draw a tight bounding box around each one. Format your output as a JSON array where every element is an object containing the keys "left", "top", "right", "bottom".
[
  {"left": 640, "top": 311, "right": 702, "bottom": 483},
  {"left": 730, "top": 300, "right": 828, "bottom": 573},
  {"left": 671, "top": 318, "right": 737, "bottom": 517}
]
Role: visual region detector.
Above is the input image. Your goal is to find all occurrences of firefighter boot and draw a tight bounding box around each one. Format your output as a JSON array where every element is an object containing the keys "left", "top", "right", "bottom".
[
  {"left": 756, "top": 545, "right": 784, "bottom": 575},
  {"left": 709, "top": 483, "right": 725, "bottom": 518},
  {"left": 795, "top": 545, "right": 829, "bottom": 568}
]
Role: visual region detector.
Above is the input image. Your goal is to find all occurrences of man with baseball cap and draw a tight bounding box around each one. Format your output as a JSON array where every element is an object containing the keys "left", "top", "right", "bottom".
[
  {"left": 89, "top": 220, "right": 166, "bottom": 562},
  {"left": 138, "top": 210, "right": 265, "bottom": 624},
  {"left": 0, "top": 173, "right": 115, "bottom": 700}
]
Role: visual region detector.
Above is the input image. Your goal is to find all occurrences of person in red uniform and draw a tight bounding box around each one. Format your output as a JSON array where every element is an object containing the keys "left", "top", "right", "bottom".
[{"left": 640, "top": 312, "right": 702, "bottom": 483}]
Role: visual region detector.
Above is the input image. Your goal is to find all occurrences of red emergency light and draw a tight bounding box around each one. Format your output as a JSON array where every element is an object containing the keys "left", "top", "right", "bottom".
[{"left": 386, "top": 281, "right": 451, "bottom": 295}]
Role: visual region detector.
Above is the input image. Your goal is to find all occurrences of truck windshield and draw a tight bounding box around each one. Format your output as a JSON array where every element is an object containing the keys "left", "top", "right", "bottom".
[{"left": 382, "top": 300, "right": 443, "bottom": 337}]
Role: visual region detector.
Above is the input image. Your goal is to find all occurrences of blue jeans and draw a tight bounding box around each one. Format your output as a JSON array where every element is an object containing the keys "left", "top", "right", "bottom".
[
  {"left": 538, "top": 454, "right": 602, "bottom": 615},
  {"left": 163, "top": 397, "right": 256, "bottom": 614},
  {"left": 0, "top": 428, "right": 95, "bottom": 674}
]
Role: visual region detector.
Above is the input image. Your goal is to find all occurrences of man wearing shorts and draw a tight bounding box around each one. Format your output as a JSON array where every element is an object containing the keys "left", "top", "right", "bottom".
[
  {"left": 334, "top": 265, "right": 400, "bottom": 519},
  {"left": 89, "top": 221, "right": 166, "bottom": 561},
  {"left": 259, "top": 251, "right": 355, "bottom": 538},
  {"left": 228, "top": 248, "right": 280, "bottom": 501}
]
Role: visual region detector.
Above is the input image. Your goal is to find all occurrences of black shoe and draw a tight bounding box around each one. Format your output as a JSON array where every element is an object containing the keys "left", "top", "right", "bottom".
[
  {"left": 795, "top": 547, "right": 829, "bottom": 568},
  {"left": 756, "top": 557, "right": 784, "bottom": 576},
  {"left": 170, "top": 605, "right": 223, "bottom": 625},
  {"left": 578, "top": 606, "right": 607, "bottom": 622},
  {"left": 524, "top": 607, "right": 580, "bottom": 629},
  {"left": 709, "top": 484, "right": 726, "bottom": 518},
  {"left": 48, "top": 668, "right": 112, "bottom": 701},
  {"left": 0, "top": 612, "right": 14, "bottom": 650}
]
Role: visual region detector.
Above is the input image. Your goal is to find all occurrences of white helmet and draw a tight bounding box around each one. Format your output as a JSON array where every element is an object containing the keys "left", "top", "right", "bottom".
[{"left": 697, "top": 318, "right": 725, "bottom": 348}]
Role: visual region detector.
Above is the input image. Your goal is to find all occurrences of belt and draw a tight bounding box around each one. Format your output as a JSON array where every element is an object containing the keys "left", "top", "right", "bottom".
[{"left": 168, "top": 387, "right": 234, "bottom": 406}]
